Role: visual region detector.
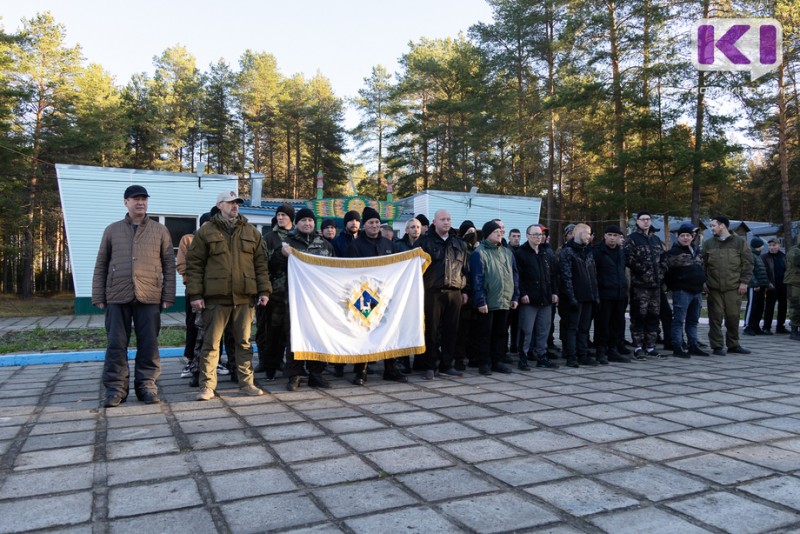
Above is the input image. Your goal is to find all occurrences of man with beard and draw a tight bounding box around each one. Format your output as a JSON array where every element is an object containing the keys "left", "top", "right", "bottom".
[
  {"left": 187, "top": 191, "right": 272, "bottom": 401},
  {"left": 347, "top": 206, "right": 408, "bottom": 385},
  {"left": 333, "top": 210, "right": 361, "bottom": 257}
]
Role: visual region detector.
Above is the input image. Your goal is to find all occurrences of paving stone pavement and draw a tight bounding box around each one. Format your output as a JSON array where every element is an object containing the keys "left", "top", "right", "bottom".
[{"left": 1, "top": 325, "right": 800, "bottom": 533}]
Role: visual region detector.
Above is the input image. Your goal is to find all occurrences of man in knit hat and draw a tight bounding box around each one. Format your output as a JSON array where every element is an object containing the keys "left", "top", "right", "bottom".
[
  {"left": 416, "top": 214, "right": 430, "bottom": 236},
  {"left": 333, "top": 210, "right": 361, "bottom": 257},
  {"left": 272, "top": 207, "right": 336, "bottom": 391},
  {"left": 320, "top": 218, "right": 337, "bottom": 242},
  {"left": 256, "top": 203, "right": 296, "bottom": 379},
  {"left": 470, "top": 219, "right": 519, "bottom": 375},
  {"left": 347, "top": 206, "right": 408, "bottom": 384}
]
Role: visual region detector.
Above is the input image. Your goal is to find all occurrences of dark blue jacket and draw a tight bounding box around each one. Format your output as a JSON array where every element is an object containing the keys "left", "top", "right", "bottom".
[{"left": 593, "top": 242, "right": 628, "bottom": 300}]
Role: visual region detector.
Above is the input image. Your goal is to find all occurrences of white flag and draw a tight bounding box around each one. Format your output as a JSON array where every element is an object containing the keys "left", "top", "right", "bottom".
[{"left": 288, "top": 248, "right": 430, "bottom": 363}]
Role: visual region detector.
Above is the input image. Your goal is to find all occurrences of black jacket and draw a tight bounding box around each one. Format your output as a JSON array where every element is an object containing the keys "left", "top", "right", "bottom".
[
  {"left": 664, "top": 241, "right": 706, "bottom": 293},
  {"left": 515, "top": 241, "right": 557, "bottom": 306},
  {"left": 414, "top": 229, "right": 468, "bottom": 291},
  {"left": 347, "top": 232, "right": 395, "bottom": 258},
  {"left": 332, "top": 231, "right": 356, "bottom": 257},
  {"left": 559, "top": 239, "right": 599, "bottom": 305},
  {"left": 593, "top": 242, "right": 628, "bottom": 300},
  {"left": 762, "top": 250, "right": 786, "bottom": 286}
]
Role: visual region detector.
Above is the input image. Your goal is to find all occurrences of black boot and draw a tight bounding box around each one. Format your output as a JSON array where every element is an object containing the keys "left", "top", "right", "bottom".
[
  {"left": 518, "top": 353, "right": 531, "bottom": 371},
  {"left": 791, "top": 325, "right": 800, "bottom": 341},
  {"left": 595, "top": 349, "right": 609, "bottom": 365}
]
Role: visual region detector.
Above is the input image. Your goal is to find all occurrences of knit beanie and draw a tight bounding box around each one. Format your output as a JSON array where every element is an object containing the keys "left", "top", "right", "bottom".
[
  {"left": 295, "top": 207, "right": 316, "bottom": 224},
  {"left": 362, "top": 206, "right": 381, "bottom": 224},
  {"left": 343, "top": 210, "right": 360, "bottom": 225},
  {"left": 458, "top": 219, "right": 475, "bottom": 237},
  {"left": 276, "top": 203, "right": 296, "bottom": 221},
  {"left": 481, "top": 220, "right": 501, "bottom": 238}
]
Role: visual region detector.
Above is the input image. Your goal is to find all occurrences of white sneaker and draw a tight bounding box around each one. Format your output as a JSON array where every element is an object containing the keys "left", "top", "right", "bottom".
[
  {"left": 217, "top": 363, "right": 230, "bottom": 375},
  {"left": 180, "top": 364, "right": 192, "bottom": 378},
  {"left": 196, "top": 387, "right": 215, "bottom": 401}
]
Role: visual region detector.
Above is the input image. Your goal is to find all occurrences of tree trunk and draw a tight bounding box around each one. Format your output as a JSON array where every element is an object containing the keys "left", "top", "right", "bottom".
[
  {"left": 606, "top": 0, "right": 627, "bottom": 221},
  {"left": 691, "top": 0, "right": 710, "bottom": 226},
  {"left": 777, "top": 62, "right": 793, "bottom": 245}
]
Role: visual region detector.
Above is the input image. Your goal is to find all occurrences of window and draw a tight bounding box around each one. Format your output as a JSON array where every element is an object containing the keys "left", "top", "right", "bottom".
[{"left": 149, "top": 215, "right": 197, "bottom": 252}]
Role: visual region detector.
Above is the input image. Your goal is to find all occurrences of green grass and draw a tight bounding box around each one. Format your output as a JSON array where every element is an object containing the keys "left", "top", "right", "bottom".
[
  {"left": 0, "top": 293, "right": 74, "bottom": 318},
  {"left": 0, "top": 326, "right": 186, "bottom": 355}
]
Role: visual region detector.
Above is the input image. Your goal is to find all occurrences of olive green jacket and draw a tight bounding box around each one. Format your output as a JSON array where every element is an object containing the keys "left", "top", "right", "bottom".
[
  {"left": 185, "top": 214, "right": 272, "bottom": 305},
  {"left": 702, "top": 233, "right": 754, "bottom": 292},
  {"left": 783, "top": 235, "right": 800, "bottom": 286}
]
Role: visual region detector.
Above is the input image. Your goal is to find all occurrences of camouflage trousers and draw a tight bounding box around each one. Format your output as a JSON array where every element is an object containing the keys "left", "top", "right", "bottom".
[
  {"left": 789, "top": 285, "right": 800, "bottom": 327},
  {"left": 629, "top": 287, "right": 660, "bottom": 349}
]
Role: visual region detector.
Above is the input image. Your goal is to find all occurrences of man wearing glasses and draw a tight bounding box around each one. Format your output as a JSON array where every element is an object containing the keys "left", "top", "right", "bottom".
[{"left": 624, "top": 211, "right": 667, "bottom": 360}]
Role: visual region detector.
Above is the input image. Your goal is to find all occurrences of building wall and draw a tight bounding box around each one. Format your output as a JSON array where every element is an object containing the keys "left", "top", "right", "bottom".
[
  {"left": 56, "top": 164, "right": 237, "bottom": 313},
  {"left": 411, "top": 190, "right": 542, "bottom": 235}
]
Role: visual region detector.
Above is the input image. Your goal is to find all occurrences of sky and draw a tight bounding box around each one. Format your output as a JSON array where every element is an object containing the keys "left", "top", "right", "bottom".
[{"left": 1, "top": 0, "right": 495, "bottom": 128}]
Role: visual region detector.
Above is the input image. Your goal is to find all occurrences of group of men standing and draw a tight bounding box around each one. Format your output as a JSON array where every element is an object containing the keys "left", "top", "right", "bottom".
[{"left": 92, "top": 185, "right": 800, "bottom": 407}]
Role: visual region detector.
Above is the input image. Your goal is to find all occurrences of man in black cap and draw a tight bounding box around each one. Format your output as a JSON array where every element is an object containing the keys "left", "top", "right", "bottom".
[
  {"left": 256, "top": 203, "right": 295, "bottom": 379},
  {"left": 623, "top": 210, "right": 666, "bottom": 360},
  {"left": 333, "top": 210, "right": 361, "bottom": 257},
  {"left": 347, "top": 206, "right": 407, "bottom": 384},
  {"left": 703, "top": 215, "right": 754, "bottom": 355},
  {"left": 664, "top": 223, "right": 708, "bottom": 357},
  {"left": 593, "top": 225, "right": 631, "bottom": 363},
  {"left": 93, "top": 185, "right": 176, "bottom": 407},
  {"left": 272, "top": 207, "right": 336, "bottom": 391},
  {"left": 762, "top": 237, "right": 789, "bottom": 334}
]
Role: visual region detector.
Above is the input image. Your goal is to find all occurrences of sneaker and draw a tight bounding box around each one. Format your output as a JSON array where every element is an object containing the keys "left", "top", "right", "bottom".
[
  {"left": 672, "top": 349, "right": 691, "bottom": 359},
  {"left": 617, "top": 344, "right": 632, "bottom": 355},
  {"left": 286, "top": 376, "right": 301, "bottom": 391},
  {"left": 743, "top": 327, "right": 758, "bottom": 336},
  {"left": 241, "top": 384, "right": 265, "bottom": 396},
  {"left": 761, "top": 328, "right": 773, "bottom": 335},
  {"left": 422, "top": 369, "right": 435, "bottom": 380},
  {"left": 727, "top": 346, "right": 752, "bottom": 354},
  {"left": 478, "top": 365, "right": 493, "bottom": 375},
  {"left": 352, "top": 374, "right": 367, "bottom": 386},
  {"left": 712, "top": 347, "right": 726, "bottom": 356},
  {"left": 304, "top": 373, "right": 328, "bottom": 388},
  {"left": 596, "top": 357, "right": 609, "bottom": 365},
  {"left": 180, "top": 364, "right": 192, "bottom": 378},
  {"left": 196, "top": 387, "right": 215, "bottom": 401},
  {"left": 646, "top": 348, "right": 661, "bottom": 358},
  {"left": 217, "top": 364, "right": 230, "bottom": 375},
  {"left": 565, "top": 358, "right": 579, "bottom": 368},
  {"left": 633, "top": 349, "right": 648, "bottom": 361},
  {"left": 265, "top": 369, "right": 276, "bottom": 381},
  {"left": 688, "top": 345, "right": 709, "bottom": 356},
  {"left": 578, "top": 356, "right": 599, "bottom": 366},
  {"left": 441, "top": 368, "right": 463, "bottom": 378},
  {"left": 536, "top": 357, "right": 560, "bottom": 369}
]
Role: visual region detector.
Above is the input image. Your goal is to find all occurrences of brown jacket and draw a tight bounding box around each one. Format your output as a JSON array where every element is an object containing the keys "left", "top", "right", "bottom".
[
  {"left": 92, "top": 214, "right": 176, "bottom": 306},
  {"left": 176, "top": 233, "right": 193, "bottom": 284},
  {"left": 185, "top": 214, "right": 271, "bottom": 305}
]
